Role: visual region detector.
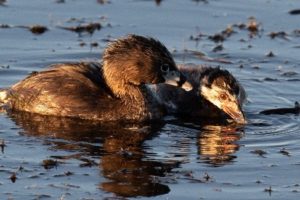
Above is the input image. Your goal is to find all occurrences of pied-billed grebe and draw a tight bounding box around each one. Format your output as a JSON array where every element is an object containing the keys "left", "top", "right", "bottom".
[
  {"left": 149, "top": 64, "right": 246, "bottom": 124},
  {"left": 0, "top": 35, "right": 192, "bottom": 122}
]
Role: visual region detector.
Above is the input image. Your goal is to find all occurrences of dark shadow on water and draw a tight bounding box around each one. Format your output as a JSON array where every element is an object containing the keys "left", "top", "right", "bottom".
[{"left": 6, "top": 110, "right": 243, "bottom": 197}]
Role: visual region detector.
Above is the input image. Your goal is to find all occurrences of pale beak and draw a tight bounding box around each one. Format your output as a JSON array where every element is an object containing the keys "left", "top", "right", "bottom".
[
  {"left": 164, "top": 71, "right": 193, "bottom": 91},
  {"left": 222, "top": 100, "right": 246, "bottom": 124}
]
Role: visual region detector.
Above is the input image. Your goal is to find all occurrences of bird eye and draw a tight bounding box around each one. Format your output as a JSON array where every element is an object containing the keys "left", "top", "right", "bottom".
[
  {"left": 220, "top": 93, "right": 227, "bottom": 100},
  {"left": 160, "top": 64, "right": 170, "bottom": 73}
]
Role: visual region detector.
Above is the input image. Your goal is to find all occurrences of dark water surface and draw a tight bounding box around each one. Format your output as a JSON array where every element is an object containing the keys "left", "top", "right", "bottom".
[{"left": 1, "top": 0, "right": 300, "bottom": 199}]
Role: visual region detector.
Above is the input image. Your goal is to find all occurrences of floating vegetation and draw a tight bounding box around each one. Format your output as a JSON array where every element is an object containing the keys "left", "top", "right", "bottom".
[
  {"left": 0, "top": 24, "right": 48, "bottom": 35},
  {"left": 268, "top": 31, "right": 289, "bottom": 40},
  {"left": 15, "top": 25, "right": 49, "bottom": 35},
  {"left": 265, "top": 51, "right": 275, "bottom": 57},
  {"left": 79, "top": 158, "right": 98, "bottom": 167},
  {"left": 203, "top": 172, "right": 214, "bottom": 182},
  {"left": 208, "top": 25, "right": 235, "bottom": 43},
  {"left": 247, "top": 17, "right": 260, "bottom": 33},
  {"left": 10, "top": 172, "right": 17, "bottom": 183},
  {"left": 250, "top": 149, "right": 267, "bottom": 157},
  {"left": 0, "top": 139, "right": 5, "bottom": 153},
  {"left": 90, "top": 42, "right": 99, "bottom": 48},
  {"left": 192, "top": 0, "right": 209, "bottom": 4},
  {"left": 155, "top": 0, "right": 163, "bottom": 6},
  {"left": 212, "top": 44, "right": 224, "bottom": 52},
  {"left": 97, "top": 0, "right": 111, "bottom": 4},
  {"left": 55, "top": 0, "right": 65, "bottom": 3},
  {"left": 264, "top": 186, "right": 274, "bottom": 196},
  {"left": 191, "top": 17, "right": 263, "bottom": 45},
  {"left": 293, "top": 29, "right": 300, "bottom": 37},
  {"left": 58, "top": 22, "right": 101, "bottom": 36},
  {"left": 29, "top": 25, "right": 48, "bottom": 35},
  {"left": 279, "top": 148, "right": 291, "bottom": 157},
  {"left": 42, "top": 159, "right": 59, "bottom": 169},
  {"left": 0, "top": 24, "right": 10, "bottom": 28},
  {"left": 187, "top": 50, "right": 232, "bottom": 64},
  {"left": 208, "top": 33, "right": 226, "bottom": 43},
  {"left": 289, "top": 9, "right": 300, "bottom": 15},
  {"left": 260, "top": 102, "right": 300, "bottom": 115},
  {"left": 0, "top": 0, "right": 6, "bottom": 6},
  {"left": 281, "top": 71, "right": 298, "bottom": 77},
  {"left": 264, "top": 77, "right": 278, "bottom": 82}
]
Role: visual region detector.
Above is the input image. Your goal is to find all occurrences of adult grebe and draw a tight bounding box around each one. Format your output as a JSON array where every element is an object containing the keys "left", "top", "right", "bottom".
[{"left": 0, "top": 35, "right": 192, "bottom": 122}]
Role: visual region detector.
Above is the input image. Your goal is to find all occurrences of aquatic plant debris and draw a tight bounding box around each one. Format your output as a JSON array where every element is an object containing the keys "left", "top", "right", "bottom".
[
  {"left": 79, "top": 158, "right": 98, "bottom": 167},
  {"left": 289, "top": 9, "right": 300, "bottom": 15},
  {"left": 266, "top": 51, "right": 275, "bottom": 57},
  {"left": 268, "top": 31, "right": 289, "bottom": 40},
  {"left": 10, "top": 172, "right": 17, "bottom": 183},
  {"left": 0, "top": 139, "right": 5, "bottom": 153},
  {"left": 97, "top": 0, "right": 111, "bottom": 4},
  {"left": 14, "top": 25, "right": 49, "bottom": 35},
  {"left": 212, "top": 44, "right": 224, "bottom": 52},
  {"left": 188, "top": 50, "right": 232, "bottom": 64},
  {"left": 0, "top": 24, "right": 10, "bottom": 28},
  {"left": 260, "top": 101, "right": 300, "bottom": 115},
  {"left": 29, "top": 25, "right": 48, "bottom": 35},
  {"left": 0, "top": 0, "right": 6, "bottom": 6},
  {"left": 55, "top": 0, "right": 65, "bottom": 3},
  {"left": 247, "top": 17, "right": 259, "bottom": 32},
  {"left": 57, "top": 22, "right": 101, "bottom": 36},
  {"left": 42, "top": 159, "right": 59, "bottom": 169},
  {"left": 264, "top": 186, "right": 273, "bottom": 195},
  {"left": 250, "top": 149, "right": 267, "bottom": 157},
  {"left": 279, "top": 148, "right": 291, "bottom": 157}
]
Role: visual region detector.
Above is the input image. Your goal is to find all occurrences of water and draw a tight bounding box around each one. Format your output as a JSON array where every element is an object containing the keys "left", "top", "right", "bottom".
[{"left": 1, "top": 0, "right": 300, "bottom": 199}]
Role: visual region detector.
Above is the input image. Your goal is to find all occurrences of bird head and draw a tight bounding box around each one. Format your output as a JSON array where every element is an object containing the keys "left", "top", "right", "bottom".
[{"left": 200, "top": 68, "right": 246, "bottom": 124}]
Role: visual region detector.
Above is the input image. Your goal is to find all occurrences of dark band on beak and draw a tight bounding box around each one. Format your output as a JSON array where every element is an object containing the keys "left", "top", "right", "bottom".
[{"left": 177, "top": 73, "right": 187, "bottom": 87}]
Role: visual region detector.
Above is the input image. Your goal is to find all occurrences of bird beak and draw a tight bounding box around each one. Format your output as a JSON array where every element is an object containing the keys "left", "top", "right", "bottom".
[
  {"left": 222, "top": 100, "right": 246, "bottom": 124},
  {"left": 164, "top": 71, "right": 193, "bottom": 91}
]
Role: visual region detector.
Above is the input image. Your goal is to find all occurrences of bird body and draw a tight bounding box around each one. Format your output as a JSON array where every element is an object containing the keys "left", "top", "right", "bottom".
[
  {"left": 0, "top": 35, "right": 192, "bottom": 122},
  {"left": 4, "top": 62, "right": 157, "bottom": 121}
]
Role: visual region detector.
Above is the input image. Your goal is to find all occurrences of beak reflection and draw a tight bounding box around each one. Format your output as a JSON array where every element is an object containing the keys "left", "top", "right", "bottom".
[{"left": 199, "top": 124, "right": 243, "bottom": 166}]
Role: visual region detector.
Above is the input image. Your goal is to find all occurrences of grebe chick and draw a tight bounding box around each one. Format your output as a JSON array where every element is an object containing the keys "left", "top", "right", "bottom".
[
  {"left": 150, "top": 64, "right": 246, "bottom": 124},
  {"left": 0, "top": 35, "right": 192, "bottom": 122}
]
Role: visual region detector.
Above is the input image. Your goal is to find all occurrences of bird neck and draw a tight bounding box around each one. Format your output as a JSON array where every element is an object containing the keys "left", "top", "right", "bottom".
[
  {"left": 103, "top": 62, "right": 152, "bottom": 120},
  {"left": 103, "top": 61, "right": 136, "bottom": 96}
]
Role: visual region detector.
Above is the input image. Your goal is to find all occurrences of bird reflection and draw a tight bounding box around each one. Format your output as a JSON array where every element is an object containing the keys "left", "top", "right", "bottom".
[
  {"left": 198, "top": 124, "right": 243, "bottom": 166},
  {"left": 7, "top": 111, "right": 171, "bottom": 197},
  {"left": 100, "top": 151, "right": 175, "bottom": 197},
  {"left": 7, "top": 110, "right": 243, "bottom": 197}
]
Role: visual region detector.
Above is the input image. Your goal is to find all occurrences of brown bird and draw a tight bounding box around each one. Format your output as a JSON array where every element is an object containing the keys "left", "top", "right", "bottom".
[{"left": 0, "top": 35, "right": 192, "bottom": 122}]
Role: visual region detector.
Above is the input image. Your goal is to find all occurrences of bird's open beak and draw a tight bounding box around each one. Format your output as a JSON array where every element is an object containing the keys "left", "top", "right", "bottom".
[
  {"left": 222, "top": 100, "right": 246, "bottom": 124},
  {"left": 164, "top": 71, "right": 193, "bottom": 91}
]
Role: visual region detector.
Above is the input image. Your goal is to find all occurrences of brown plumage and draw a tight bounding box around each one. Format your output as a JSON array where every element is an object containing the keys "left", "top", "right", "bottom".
[{"left": 0, "top": 35, "right": 192, "bottom": 122}]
